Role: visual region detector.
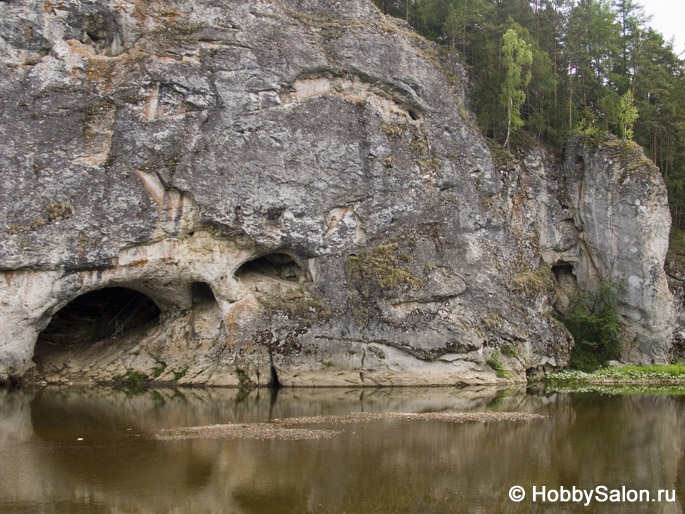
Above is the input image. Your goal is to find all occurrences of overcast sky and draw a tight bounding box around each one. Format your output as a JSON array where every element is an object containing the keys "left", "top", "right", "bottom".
[{"left": 638, "top": 0, "right": 685, "bottom": 55}]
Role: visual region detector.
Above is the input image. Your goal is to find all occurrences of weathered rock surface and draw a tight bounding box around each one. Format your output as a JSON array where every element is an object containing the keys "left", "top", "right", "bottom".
[
  {"left": 533, "top": 138, "right": 675, "bottom": 364},
  {"left": 0, "top": 0, "right": 674, "bottom": 386}
]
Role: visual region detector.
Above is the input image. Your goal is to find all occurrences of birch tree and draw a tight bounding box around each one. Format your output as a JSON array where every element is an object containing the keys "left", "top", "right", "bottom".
[{"left": 501, "top": 28, "right": 532, "bottom": 148}]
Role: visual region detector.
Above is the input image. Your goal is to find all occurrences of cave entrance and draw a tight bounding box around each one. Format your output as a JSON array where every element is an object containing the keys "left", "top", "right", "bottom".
[
  {"left": 551, "top": 263, "right": 575, "bottom": 284},
  {"left": 34, "top": 287, "right": 161, "bottom": 365},
  {"left": 191, "top": 281, "right": 216, "bottom": 305},
  {"left": 235, "top": 253, "right": 305, "bottom": 283}
]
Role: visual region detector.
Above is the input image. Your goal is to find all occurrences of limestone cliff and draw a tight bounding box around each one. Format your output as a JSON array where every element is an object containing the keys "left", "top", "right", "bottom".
[{"left": 0, "top": 0, "right": 674, "bottom": 386}]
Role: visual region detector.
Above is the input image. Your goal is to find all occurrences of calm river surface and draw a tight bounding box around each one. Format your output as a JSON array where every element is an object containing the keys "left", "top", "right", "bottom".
[{"left": 0, "top": 386, "right": 683, "bottom": 514}]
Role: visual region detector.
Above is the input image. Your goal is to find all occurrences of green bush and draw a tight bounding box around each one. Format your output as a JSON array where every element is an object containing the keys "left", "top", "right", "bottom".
[
  {"left": 486, "top": 351, "right": 511, "bottom": 379},
  {"left": 555, "top": 283, "right": 621, "bottom": 372}
]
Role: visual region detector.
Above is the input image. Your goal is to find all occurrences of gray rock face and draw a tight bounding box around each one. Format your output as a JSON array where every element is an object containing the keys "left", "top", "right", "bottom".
[
  {"left": 533, "top": 139, "right": 674, "bottom": 364},
  {"left": 0, "top": 0, "right": 674, "bottom": 385}
]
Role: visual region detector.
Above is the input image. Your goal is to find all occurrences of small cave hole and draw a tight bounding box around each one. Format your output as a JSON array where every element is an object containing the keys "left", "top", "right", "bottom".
[
  {"left": 191, "top": 281, "right": 216, "bottom": 305},
  {"left": 551, "top": 263, "right": 575, "bottom": 283},
  {"left": 34, "top": 287, "right": 160, "bottom": 364},
  {"left": 235, "top": 253, "right": 305, "bottom": 283}
]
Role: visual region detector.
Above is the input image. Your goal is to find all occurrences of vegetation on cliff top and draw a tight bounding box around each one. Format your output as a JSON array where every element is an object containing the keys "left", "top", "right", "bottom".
[{"left": 373, "top": 0, "right": 685, "bottom": 228}]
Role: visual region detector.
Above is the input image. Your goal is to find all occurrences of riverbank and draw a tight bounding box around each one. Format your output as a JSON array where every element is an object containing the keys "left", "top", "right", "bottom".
[{"left": 544, "top": 363, "right": 685, "bottom": 393}]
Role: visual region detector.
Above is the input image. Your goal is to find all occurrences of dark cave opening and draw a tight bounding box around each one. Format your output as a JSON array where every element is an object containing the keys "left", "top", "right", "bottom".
[
  {"left": 34, "top": 287, "right": 161, "bottom": 363},
  {"left": 235, "top": 253, "right": 304, "bottom": 282},
  {"left": 191, "top": 281, "right": 216, "bottom": 305},
  {"left": 551, "top": 263, "right": 575, "bottom": 282}
]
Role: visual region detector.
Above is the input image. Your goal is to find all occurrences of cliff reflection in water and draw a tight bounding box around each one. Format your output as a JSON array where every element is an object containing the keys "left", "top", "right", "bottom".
[{"left": 0, "top": 386, "right": 683, "bottom": 514}]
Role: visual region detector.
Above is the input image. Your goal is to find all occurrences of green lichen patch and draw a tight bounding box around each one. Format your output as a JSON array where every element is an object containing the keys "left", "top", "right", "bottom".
[
  {"left": 45, "top": 202, "right": 73, "bottom": 221},
  {"left": 409, "top": 132, "right": 430, "bottom": 155},
  {"left": 261, "top": 288, "right": 333, "bottom": 326},
  {"left": 82, "top": 102, "right": 116, "bottom": 146},
  {"left": 512, "top": 263, "right": 553, "bottom": 296},
  {"left": 501, "top": 345, "right": 518, "bottom": 358},
  {"left": 8, "top": 218, "right": 46, "bottom": 234},
  {"left": 417, "top": 157, "right": 441, "bottom": 175},
  {"left": 380, "top": 122, "right": 405, "bottom": 138},
  {"left": 357, "top": 241, "right": 423, "bottom": 291},
  {"left": 480, "top": 312, "right": 502, "bottom": 329}
]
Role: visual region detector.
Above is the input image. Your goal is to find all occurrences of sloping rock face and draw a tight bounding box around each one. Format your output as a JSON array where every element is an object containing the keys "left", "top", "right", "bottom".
[{"left": 0, "top": 0, "right": 673, "bottom": 386}]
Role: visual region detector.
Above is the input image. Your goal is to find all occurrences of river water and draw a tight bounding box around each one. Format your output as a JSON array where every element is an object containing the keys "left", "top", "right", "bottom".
[{"left": 0, "top": 386, "right": 683, "bottom": 513}]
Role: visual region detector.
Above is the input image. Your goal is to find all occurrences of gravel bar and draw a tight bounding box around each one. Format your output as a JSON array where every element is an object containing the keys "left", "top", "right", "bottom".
[{"left": 155, "top": 411, "right": 544, "bottom": 440}]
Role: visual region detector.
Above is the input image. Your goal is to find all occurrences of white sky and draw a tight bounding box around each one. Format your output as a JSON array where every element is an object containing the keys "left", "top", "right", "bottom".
[{"left": 638, "top": 0, "right": 685, "bottom": 56}]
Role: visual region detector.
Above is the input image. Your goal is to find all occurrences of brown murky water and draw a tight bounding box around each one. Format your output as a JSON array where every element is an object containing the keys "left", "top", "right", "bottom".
[{"left": 0, "top": 386, "right": 683, "bottom": 514}]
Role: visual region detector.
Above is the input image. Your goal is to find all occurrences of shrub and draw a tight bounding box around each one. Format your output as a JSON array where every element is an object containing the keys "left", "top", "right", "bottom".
[
  {"left": 555, "top": 282, "right": 621, "bottom": 372},
  {"left": 486, "top": 351, "right": 511, "bottom": 379}
]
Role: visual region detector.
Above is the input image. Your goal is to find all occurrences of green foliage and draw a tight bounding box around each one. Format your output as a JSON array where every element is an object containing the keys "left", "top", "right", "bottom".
[
  {"left": 555, "top": 282, "right": 622, "bottom": 372},
  {"left": 173, "top": 366, "right": 188, "bottom": 380},
  {"left": 486, "top": 351, "right": 511, "bottom": 379},
  {"left": 261, "top": 288, "right": 334, "bottom": 326},
  {"left": 152, "top": 361, "right": 167, "bottom": 378},
  {"left": 618, "top": 90, "right": 638, "bottom": 140},
  {"left": 500, "top": 28, "right": 532, "bottom": 148},
  {"left": 512, "top": 264, "right": 553, "bottom": 296},
  {"left": 45, "top": 202, "right": 73, "bottom": 221},
  {"left": 597, "top": 363, "right": 685, "bottom": 379},
  {"left": 546, "top": 364, "right": 685, "bottom": 392},
  {"left": 501, "top": 345, "right": 518, "bottom": 358},
  {"left": 386, "top": 0, "right": 683, "bottom": 214},
  {"left": 573, "top": 107, "right": 611, "bottom": 145},
  {"left": 374, "top": 0, "right": 684, "bottom": 237},
  {"left": 352, "top": 241, "right": 423, "bottom": 291},
  {"left": 114, "top": 370, "right": 149, "bottom": 394}
]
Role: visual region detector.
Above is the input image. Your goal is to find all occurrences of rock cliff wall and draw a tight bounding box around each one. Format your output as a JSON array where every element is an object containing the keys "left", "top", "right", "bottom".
[{"left": 0, "top": 0, "right": 674, "bottom": 386}]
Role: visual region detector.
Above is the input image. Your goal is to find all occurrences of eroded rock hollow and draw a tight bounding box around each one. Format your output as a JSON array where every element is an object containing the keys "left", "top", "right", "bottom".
[{"left": 0, "top": 0, "right": 674, "bottom": 386}]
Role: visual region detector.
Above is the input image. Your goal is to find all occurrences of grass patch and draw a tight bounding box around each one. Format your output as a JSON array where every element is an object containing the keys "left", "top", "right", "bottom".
[
  {"left": 173, "top": 366, "right": 188, "bottom": 380},
  {"left": 513, "top": 264, "right": 553, "bottom": 296},
  {"left": 114, "top": 370, "right": 149, "bottom": 395},
  {"left": 357, "top": 241, "right": 423, "bottom": 291},
  {"left": 501, "top": 345, "right": 518, "bottom": 358},
  {"left": 486, "top": 351, "right": 511, "bottom": 379},
  {"left": 152, "top": 361, "right": 167, "bottom": 378},
  {"left": 417, "top": 157, "right": 441, "bottom": 175},
  {"left": 261, "top": 288, "right": 333, "bottom": 326},
  {"left": 595, "top": 364, "right": 685, "bottom": 379},
  {"left": 380, "top": 122, "right": 405, "bottom": 138},
  {"left": 546, "top": 365, "right": 685, "bottom": 392}
]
